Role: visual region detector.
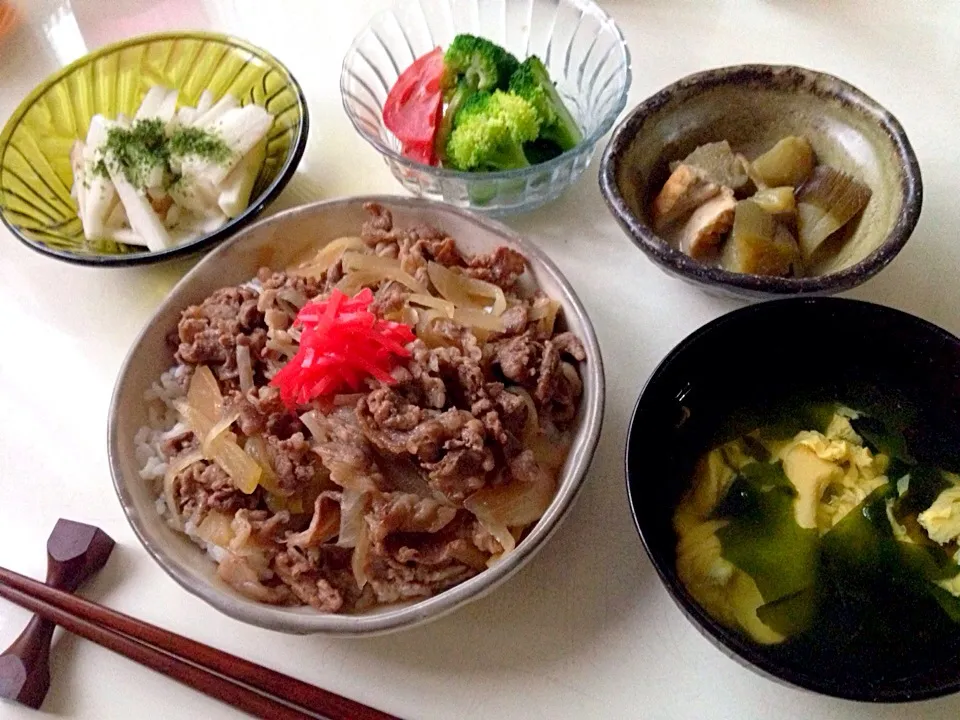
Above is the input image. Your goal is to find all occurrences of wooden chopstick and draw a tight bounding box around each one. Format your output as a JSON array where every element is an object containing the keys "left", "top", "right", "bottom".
[
  {"left": 0, "top": 581, "right": 313, "bottom": 720},
  {"left": 0, "top": 566, "right": 398, "bottom": 720}
]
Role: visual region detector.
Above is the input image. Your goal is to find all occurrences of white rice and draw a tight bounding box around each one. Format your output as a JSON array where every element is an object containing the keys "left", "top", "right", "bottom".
[
  {"left": 135, "top": 365, "right": 237, "bottom": 563},
  {"left": 183, "top": 516, "right": 230, "bottom": 563},
  {"left": 135, "top": 281, "right": 265, "bottom": 565},
  {"left": 134, "top": 366, "right": 189, "bottom": 524}
]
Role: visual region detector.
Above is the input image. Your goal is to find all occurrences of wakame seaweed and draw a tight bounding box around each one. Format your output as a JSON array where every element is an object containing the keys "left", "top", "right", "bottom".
[
  {"left": 696, "top": 403, "right": 960, "bottom": 677},
  {"left": 850, "top": 414, "right": 915, "bottom": 464},
  {"left": 756, "top": 587, "right": 816, "bottom": 637},
  {"left": 715, "top": 462, "right": 818, "bottom": 603},
  {"left": 678, "top": 400, "right": 960, "bottom": 683}
]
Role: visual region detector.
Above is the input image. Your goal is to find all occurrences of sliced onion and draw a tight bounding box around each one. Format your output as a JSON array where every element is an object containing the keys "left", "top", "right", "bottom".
[
  {"left": 351, "top": 517, "right": 370, "bottom": 589},
  {"left": 401, "top": 305, "right": 418, "bottom": 328},
  {"left": 464, "top": 463, "right": 555, "bottom": 529},
  {"left": 491, "top": 290, "right": 507, "bottom": 316},
  {"left": 187, "top": 365, "right": 223, "bottom": 419},
  {"left": 529, "top": 298, "right": 560, "bottom": 336},
  {"left": 427, "top": 261, "right": 478, "bottom": 307},
  {"left": 299, "top": 410, "right": 327, "bottom": 443},
  {"left": 528, "top": 298, "right": 549, "bottom": 320},
  {"left": 508, "top": 386, "right": 539, "bottom": 443},
  {"left": 337, "top": 489, "right": 367, "bottom": 548},
  {"left": 325, "top": 461, "right": 379, "bottom": 492},
  {"left": 236, "top": 345, "right": 254, "bottom": 395},
  {"left": 341, "top": 250, "right": 430, "bottom": 294},
  {"left": 176, "top": 392, "right": 261, "bottom": 495},
  {"left": 337, "top": 268, "right": 428, "bottom": 296},
  {"left": 529, "top": 434, "right": 571, "bottom": 476},
  {"left": 276, "top": 287, "right": 308, "bottom": 309},
  {"left": 265, "top": 338, "right": 298, "bottom": 358},
  {"left": 291, "top": 236, "right": 367, "bottom": 277},
  {"left": 163, "top": 449, "right": 205, "bottom": 528},
  {"left": 243, "top": 436, "right": 269, "bottom": 467},
  {"left": 286, "top": 493, "right": 340, "bottom": 548},
  {"left": 244, "top": 435, "right": 285, "bottom": 496},
  {"left": 202, "top": 410, "right": 241, "bottom": 455},
  {"left": 476, "top": 516, "right": 516, "bottom": 556},
  {"left": 416, "top": 308, "right": 443, "bottom": 333},
  {"left": 262, "top": 457, "right": 326, "bottom": 514},
  {"left": 452, "top": 307, "right": 505, "bottom": 333},
  {"left": 406, "top": 293, "right": 455, "bottom": 317},
  {"left": 427, "top": 261, "right": 506, "bottom": 315},
  {"left": 196, "top": 510, "right": 234, "bottom": 547},
  {"left": 213, "top": 435, "right": 261, "bottom": 494},
  {"left": 416, "top": 308, "right": 447, "bottom": 347},
  {"left": 342, "top": 251, "right": 400, "bottom": 273}
]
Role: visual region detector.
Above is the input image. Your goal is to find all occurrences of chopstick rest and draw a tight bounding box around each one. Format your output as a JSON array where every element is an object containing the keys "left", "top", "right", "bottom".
[{"left": 0, "top": 519, "right": 114, "bottom": 708}]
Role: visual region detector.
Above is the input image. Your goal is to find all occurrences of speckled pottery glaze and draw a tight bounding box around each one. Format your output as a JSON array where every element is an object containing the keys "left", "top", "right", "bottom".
[
  {"left": 627, "top": 297, "right": 960, "bottom": 702},
  {"left": 109, "top": 195, "right": 605, "bottom": 635},
  {"left": 599, "top": 65, "right": 922, "bottom": 300}
]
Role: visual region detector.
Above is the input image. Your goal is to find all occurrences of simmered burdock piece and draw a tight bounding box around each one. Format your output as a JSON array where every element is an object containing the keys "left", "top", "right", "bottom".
[
  {"left": 651, "top": 164, "right": 720, "bottom": 231},
  {"left": 676, "top": 187, "right": 737, "bottom": 258},
  {"left": 721, "top": 199, "right": 801, "bottom": 276}
]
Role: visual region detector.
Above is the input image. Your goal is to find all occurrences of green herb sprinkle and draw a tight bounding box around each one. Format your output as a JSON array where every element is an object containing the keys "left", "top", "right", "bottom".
[{"left": 93, "top": 118, "right": 231, "bottom": 189}]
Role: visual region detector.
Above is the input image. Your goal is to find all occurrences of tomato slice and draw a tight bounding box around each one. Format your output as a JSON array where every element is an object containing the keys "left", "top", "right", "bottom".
[
  {"left": 400, "top": 102, "right": 441, "bottom": 165},
  {"left": 401, "top": 140, "right": 437, "bottom": 166},
  {"left": 383, "top": 46, "right": 444, "bottom": 152}
]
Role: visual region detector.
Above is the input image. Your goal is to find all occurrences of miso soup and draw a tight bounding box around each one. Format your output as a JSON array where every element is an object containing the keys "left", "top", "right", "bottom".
[{"left": 675, "top": 402, "right": 960, "bottom": 677}]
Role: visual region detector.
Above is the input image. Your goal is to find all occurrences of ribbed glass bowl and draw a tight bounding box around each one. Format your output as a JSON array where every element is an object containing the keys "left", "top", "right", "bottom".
[
  {"left": 341, "top": 0, "right": 631, "bottom": 216},
  {"left": 0, "top": 31, "right": 308, "bottom": 267}
]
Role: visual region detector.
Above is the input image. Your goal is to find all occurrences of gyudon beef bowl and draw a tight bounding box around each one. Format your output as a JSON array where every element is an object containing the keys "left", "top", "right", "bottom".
[{"left": 109, "top": 196, "right": 603, "bottom": 634}]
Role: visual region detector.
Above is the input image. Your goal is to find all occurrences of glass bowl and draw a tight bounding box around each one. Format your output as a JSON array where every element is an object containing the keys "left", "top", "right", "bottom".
[
  {"left": 340, "top": 0, "right": 631, "bottom": 216},
  {"left": 0, "top": 31, "right": 309, "bottom": 267}
]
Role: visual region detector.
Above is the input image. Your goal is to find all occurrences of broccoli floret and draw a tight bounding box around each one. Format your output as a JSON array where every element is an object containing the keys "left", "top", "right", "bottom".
[
  {"left": 446, "top": 91, "right": 540, "bottom": 171},
  {"left": 441, "top": 34, "right": 520, "bottom": 98},
  {"left": 436, "top": 35, "right": 520, "bottom": 162},
  {"left": 508, "top": 55, "right": 583, "bottom": 152}
]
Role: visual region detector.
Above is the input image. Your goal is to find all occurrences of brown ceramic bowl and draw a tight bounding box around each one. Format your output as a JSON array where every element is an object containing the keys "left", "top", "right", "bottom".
[{"left": 598, "top": 64, "right": 923, "bottom": 300}]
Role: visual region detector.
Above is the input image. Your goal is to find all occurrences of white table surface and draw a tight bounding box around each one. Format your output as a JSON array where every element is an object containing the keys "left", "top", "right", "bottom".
[{"left": 1, "top": 1, "right": 959, "bottom": 718}]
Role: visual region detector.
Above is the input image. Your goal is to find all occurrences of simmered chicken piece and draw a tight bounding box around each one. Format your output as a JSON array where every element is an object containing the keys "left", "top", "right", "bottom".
[{"left": 676, "top": 188, "right": 736, "bottom": 259}]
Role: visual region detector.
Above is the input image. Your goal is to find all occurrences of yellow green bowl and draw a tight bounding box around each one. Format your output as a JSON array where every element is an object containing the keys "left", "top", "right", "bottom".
[{"left": 0, "top": 31, "right": 309, "bottom": 266}]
